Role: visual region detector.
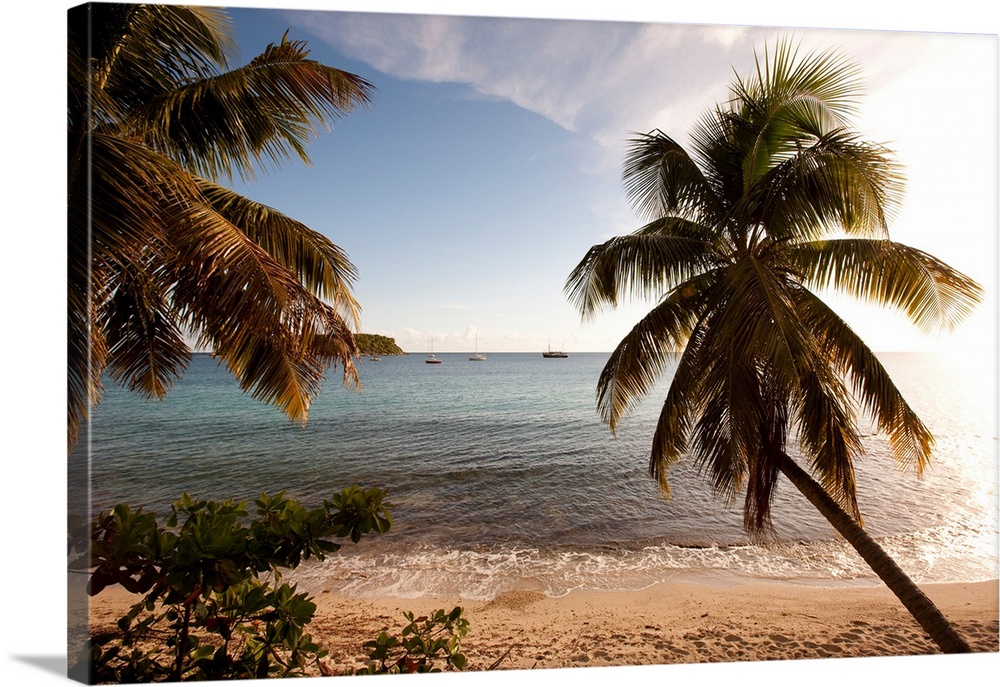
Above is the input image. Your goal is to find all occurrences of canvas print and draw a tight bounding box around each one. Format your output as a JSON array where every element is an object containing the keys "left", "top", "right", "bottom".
[{"left": 66, "top": 1, "right": 998, "bottom": 683}]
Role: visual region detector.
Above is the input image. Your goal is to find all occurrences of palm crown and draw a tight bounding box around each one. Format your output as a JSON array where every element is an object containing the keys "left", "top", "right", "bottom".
[
  {"left": 566, "top": 42, "right": 982, "bottom": 533},
  {"left": 67, "top": 4, "right": 375, "bottom": 453}
]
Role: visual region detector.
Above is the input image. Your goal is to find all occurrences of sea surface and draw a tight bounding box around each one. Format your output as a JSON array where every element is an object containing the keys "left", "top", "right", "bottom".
[{"left": 70, "top": 351, "right": 998, "bottom": 599}]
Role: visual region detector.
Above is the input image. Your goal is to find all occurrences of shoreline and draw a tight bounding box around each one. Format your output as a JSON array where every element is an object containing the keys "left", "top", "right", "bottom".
[{"left": 88, "top": 578, "right": 999, "bottom": 675}]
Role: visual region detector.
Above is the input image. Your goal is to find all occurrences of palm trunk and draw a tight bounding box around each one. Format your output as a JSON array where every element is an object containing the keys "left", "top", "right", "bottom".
[{"left": 775, "top": 451, "right": 971, "bottom": 653}]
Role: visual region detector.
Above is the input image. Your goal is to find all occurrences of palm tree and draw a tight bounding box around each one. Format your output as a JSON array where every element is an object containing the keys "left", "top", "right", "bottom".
[
  {"left": 68, "top": 4, "right": 374, "bottom": 453},
  {"left": 565, "top": 41, "right": 982, "bottom": 653}
]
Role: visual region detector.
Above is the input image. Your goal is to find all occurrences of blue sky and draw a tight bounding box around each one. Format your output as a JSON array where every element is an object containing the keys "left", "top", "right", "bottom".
[{"left": 207, "top": 2, "right": 999, "bottom": 358}]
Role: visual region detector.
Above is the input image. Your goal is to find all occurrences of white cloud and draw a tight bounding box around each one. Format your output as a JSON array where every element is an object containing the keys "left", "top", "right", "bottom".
[
  {"left": 288, "top": 11, "right": 770, "bottom": 148},
  {"left": 286, "top": 11, "right": 976, "bottom": 172}
]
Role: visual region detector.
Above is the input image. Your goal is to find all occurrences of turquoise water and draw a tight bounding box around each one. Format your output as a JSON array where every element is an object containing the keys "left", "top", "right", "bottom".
[{"left": 70, "top": 351, "right": 998, "bottom": 598}]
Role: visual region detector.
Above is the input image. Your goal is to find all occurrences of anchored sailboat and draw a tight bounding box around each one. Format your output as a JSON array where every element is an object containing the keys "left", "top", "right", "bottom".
[
  {"left": 542, "top": 339, "right": 568, "bottom": 358},
  {"left": 468, "top": 334, "right": 486, "bottom": 361},
  {"left": 425, "top": 340, "right": 442, "bottom": 364}
]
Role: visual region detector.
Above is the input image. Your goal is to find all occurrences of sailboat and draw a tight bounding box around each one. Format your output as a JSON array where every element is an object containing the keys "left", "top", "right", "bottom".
[
  {"left": 468, "top": 334, "right": 486, "bottom": 361},
  {"left": 542, "top": 339, "right": 568, "bottom": 358},
  {"left": 425, "top": 340, "right": 442, "bottom": 364}
]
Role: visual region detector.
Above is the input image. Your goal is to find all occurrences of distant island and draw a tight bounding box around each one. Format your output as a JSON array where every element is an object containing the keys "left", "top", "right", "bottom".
[{"left": 355, "top": 333, "right": 407, "bottom": 356}]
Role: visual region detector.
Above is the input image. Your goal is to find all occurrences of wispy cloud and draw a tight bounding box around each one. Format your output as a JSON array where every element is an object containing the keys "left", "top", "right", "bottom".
[
  {"left": 288, "top": 10, "right": 956, "bottom": 148},
  {"left": 286, "top": 11, "right": 771, "bottom": 149}
]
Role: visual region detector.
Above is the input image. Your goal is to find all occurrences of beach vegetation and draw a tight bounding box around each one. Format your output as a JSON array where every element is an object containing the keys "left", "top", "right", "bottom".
[
  {"left": 356, "top": 607, "right": 470, "bottom": 674},
  {"left": 69, "top": 486, "right": 392, "bottom": 682},
  {"left": 565, "top": 40, "right": 982, "bottom": 653},
  {"left": 67, "top": 3, "right": 374, "bottom": 454}
]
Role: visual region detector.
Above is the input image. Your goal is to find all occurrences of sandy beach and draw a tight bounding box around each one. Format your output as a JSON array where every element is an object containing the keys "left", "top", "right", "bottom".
[{"left": 88, "top": 579, "right": 999, "bottom": 676}]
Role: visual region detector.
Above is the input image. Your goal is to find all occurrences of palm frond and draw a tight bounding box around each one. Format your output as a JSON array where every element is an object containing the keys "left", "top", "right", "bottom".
[
  {"left": 596, "top": 281, "right": 708, "bottom": 433},
  {"left": 753, "top": 130, "right": 903, "bottom": 243},
  {"left": 687, "top": 108, "right": 747, "bottom": 216},
  {"left": 68, "top": 132, "right": 200, "bottom": 447},
  {"left": 73, "top": 4, "right": 234, "bottom": 128},
  {"left": 684, "top": 263, "right": 811, "bottom": 511},
  {"left": 743, "top": 382, "right": 788, "bottom": 536},
  {"left": 716, "top": 257, "right": 814, "bottom": 381},
  {"left": 67, "top": 5, "right": 370, "bottom": 453},
  {"left": 790, "top": 239, "right": 983, "bottom": 332},
  {"left": 791, "top": 359, "right": 864, "bottom": 519},
  {"left": 622, "top": 130, "right": 721, "bottom": 222},
  {"left": 100, "top": 261, "right": 191, "bottom": 399},
  {"left": 67, "top": 292, "right": 104, "bottom": 454},
  {"left": 733, "top": 40, "right": 863, "bottom": 186},
  {"left": 648, "top": 317, "right": 715, "bottom": 497},
  {"left": 794, "top": 288, "right": 934, "bottom": 472},
  {"left": 706, "top": 258, "right": 869, "bottom": 520},
  {"left": 165, "top": 195, "right": 358, "bottom": 424},
  {"left": 84, "top": 133, "right": 360, "bottom": 424},
  {"left": 126, "top": 34, "right": 374, "bottom": 182},
  {"left": 195, "top": 179, "right": 362, "bottom": 328},
  {"left": 688, "top": 347, "right": 764, "bottom": 506},
  {"left": 564, "top": 222, "right": 719, "bottom": 320},
  {"left": 80, "top": 134, "right": 182, "bottom": 270},
  {"left": 732, "top": 259, "right": 866, "bottom": 517},
  {"left": 68, "top": 136, "right": 101, "bottom": 453},
  {"left": 205, "top": 293, "right": 356, "bottom": 423}
]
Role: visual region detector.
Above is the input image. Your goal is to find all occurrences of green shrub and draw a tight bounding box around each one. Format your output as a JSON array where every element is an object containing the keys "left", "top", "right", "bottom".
[
  {"left": 70, "top": 486, "right": 392, "bottom": 682},
  {"left": 357, "top": 606, "right": 469, "bottom": 674}
]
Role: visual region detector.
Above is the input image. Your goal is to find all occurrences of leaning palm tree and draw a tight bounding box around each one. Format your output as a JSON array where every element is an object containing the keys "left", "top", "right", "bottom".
[
  {"left": 67, "top": 4, "right": 374, "bottom": 453},
  {"left": 565, "top": 41, "right": 982, "bottom": 653}
]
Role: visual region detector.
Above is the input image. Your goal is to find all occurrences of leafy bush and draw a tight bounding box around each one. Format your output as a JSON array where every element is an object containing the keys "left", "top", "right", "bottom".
[
  {"left": 357, "top": 606, "right": 469, "bottom": 674},
  {"left": 69, "top": 486, "right": 392, "bottom": 682}
]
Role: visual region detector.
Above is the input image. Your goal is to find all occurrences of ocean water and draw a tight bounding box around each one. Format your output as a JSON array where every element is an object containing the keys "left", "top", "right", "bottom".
[{"left": 70, "top": 351, "right": 998, "bottom": 599}]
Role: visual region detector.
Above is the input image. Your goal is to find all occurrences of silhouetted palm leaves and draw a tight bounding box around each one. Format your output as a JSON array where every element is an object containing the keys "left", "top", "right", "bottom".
[{"left": 68, "top": 4, "right": 374, "bottom": 452}]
